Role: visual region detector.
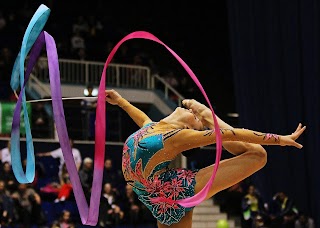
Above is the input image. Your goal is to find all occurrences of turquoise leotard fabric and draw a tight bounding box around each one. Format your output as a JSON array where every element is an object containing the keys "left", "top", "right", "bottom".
[{"left": 122, "top": 122, "right": 198, "bottom": 225}]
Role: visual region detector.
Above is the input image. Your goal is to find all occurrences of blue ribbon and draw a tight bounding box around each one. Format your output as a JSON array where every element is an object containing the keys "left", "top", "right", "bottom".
[{"left": 10, "top": 4, "right": 50, "bottom": 183}]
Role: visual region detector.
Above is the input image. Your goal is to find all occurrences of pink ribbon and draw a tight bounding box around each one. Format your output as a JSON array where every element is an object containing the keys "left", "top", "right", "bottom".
[{"left": 102, "top": 31, "right": 222, "bottom": 208}]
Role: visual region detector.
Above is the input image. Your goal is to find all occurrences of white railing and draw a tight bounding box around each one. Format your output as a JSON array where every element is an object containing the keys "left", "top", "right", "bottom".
[
  {"left": 152, "top": 74, "right": 185, "bottom": 106},
  {"left": 31, "top": 57, "right": 185, "bottom": 106},
  {"left": 33, "top": 57, "right": 152, "bottom": 89},
  {"left": 27, "top": 73, "right": 51, "bottom": 97}
]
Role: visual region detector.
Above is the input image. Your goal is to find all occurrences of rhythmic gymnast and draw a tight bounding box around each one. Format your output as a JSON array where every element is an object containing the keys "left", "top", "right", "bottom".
[
  {"left": 105, "top": 89, "right": 306, "bottom": 228},
  {"left": 8, "top": 3, "right": 304, "bottom": 227}
]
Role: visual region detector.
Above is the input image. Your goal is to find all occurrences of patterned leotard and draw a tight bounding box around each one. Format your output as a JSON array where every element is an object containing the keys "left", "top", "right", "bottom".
[{"left": 122, "top": 122, "right": 198, "bottom": 225}]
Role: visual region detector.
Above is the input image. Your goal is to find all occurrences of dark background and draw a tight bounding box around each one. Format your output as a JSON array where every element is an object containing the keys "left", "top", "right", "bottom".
[
  {"left": 0, "top": 0, "right": 236, "bottom": 116},
  {"left": 1, "top": 0, "right": 319, "bottom": 226}
]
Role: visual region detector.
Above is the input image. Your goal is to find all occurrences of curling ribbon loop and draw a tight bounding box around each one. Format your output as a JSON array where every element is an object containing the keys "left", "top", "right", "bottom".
[{"left": 10, "top": 4, "right": 50, "bottom": 183}]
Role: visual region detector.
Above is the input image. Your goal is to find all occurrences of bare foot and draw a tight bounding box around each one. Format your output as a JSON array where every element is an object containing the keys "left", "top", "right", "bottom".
[{"left": 182, "top": 99, "right": 213, "bottom": 127}]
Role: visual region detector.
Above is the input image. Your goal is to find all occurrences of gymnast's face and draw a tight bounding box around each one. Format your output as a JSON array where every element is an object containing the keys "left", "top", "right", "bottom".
[{"left": 173, "top": 107, "right": 204, "bottom": 130}]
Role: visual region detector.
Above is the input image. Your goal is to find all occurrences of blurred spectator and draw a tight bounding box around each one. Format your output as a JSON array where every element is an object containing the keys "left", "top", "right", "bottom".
[
  {"left": 55, "top": 163, "right": 73, "bottom": 203},
  {"left": 79, "top": 157, "right": 93, "bottom": 202},
  {"left": 0, "top": 11, "right": 7, "bottom": 31},
  {"left": 86, "top": 15, "right": 104, "bottom": 58},
  {"left": 40, "top": 162, "right": 72, "bottom": 203},
  {"left": 225, "top": 181, "right": 245, "bottom": 216},
  {"left": 72, "top": 15, "right": 89, "bottom": 35},
  {"left": 103, "top": 158, "right": 124, "bottom": 193},
  {"left": 98, "top": 182, "right": 124, "bottom": 228},
  {"left": 70, "top": 29, "right": 86, "bottom": 56},
  {"left": 0, "top": 140, "right": 11, "bottom": 165},
  {"left": 269, "top": 192, "right": 299, "bottom": 228},
  {"left": 11, "top": 183, "right": 46, "bottom": 227},
  {"left": 0, "top": 161, "right": 18, "bottom": 194},
  {"left": 36, "top": 139, "right": 82, "bottom": 179},
  {"left": 51, "top": 210, "right": 75, "bottom": 228},
  {"left": 254, "top": 214, "right": 269, "bottom": 228},
  {"left": 87, "top": 15, "right": 103, "bottom": 39},
  {"left": 120, "top": 184, "right": 141, "bottom": 226},
  {"left": 241, "top": 184, "right": 267, "bottom": 228},
  {"left": 0, "top": 180, "right": 14, "bottom": 226},
  {"left": 31, "top": 102, "right": 50, "bottom": 138},
  {"left": 295, "top": 212, "right": 315, "bottom": 228}
]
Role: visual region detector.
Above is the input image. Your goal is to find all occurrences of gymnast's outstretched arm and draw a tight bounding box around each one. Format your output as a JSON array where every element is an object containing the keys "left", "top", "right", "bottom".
[
  {"left": 171, "top": 124, "right": 305, "bottom": 155},
  {"left": 105, "top": 89, "right": 152, "bottom": 128}
]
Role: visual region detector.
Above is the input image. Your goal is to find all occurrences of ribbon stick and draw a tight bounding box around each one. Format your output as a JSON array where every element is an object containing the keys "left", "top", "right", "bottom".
[{"left": 97, "top": 31, "right": 222, "bottom": 208}]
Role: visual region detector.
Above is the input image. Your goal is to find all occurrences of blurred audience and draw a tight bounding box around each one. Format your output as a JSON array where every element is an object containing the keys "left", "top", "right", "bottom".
[
  {"left": 241, "top": 184, "right": 268, "bottom": 228},
  {"left": 0, "top": 180, "right": 14, "bottom": 226},
  {"left": 0, "top": 140, "right": 11, "bottom": 165},
  {"left": 55, "top": 163, "right": 73, "bottom": 203},
  {"left": 79, "top": 157, "right": 93, "bottom": 202},
  {"left": 120, "top": 184, "right": 141, "bottom": 226},
  {"left": 51, "top": 210, "right": 75, "bottom": 228},
  {"left": 103, "top": 158, "right": 124, "bottom": 193},
  {"left": 11, "top": 183, "right": 46, "bottom": 227},
  {"left": 295, "top": 212, "right": 315, "bottom": 228},
  {"left": 99, "top": 182, "right": 124, "bottom": 228},
  {"left": 36, "top": 139, "right": 82, "bottom": 179},
  {"left": 0, "top": 161, "right": 18, "bottom": 194},
  {"left": 269, "top": 192, "right": 299, "bottom": 228}
]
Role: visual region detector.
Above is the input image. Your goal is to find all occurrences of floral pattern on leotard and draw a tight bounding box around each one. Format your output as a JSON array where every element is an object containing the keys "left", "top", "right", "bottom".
[{"left": 122, "top": 122, "right": 198, "bottom": 225}]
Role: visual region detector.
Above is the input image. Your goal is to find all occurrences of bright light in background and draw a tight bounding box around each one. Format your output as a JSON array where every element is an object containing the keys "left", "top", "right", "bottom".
[
  {"left": 227, "top": 113, "right": 239, "bottom": 118},
  {"left": 84, "top": 87, "right": 98, "bottom": 96}
]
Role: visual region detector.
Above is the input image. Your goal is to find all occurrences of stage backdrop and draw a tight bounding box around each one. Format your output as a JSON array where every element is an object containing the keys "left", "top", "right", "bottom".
[{"left": 227, "top": 0, "right": 320, "bottom": 225}]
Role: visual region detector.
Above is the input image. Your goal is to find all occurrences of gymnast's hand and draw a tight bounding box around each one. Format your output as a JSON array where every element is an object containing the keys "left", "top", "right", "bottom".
[
  {"left": 279, "top": 123, "right": 306, "bottom": 149},
  {"left": 105, "top": 89, "right": 122, "bottom": 105}
]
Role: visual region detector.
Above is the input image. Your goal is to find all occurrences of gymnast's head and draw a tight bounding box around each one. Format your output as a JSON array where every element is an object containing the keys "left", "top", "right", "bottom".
[{"left": 162, "top": 107, "right": 204, "bottom": 130}]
